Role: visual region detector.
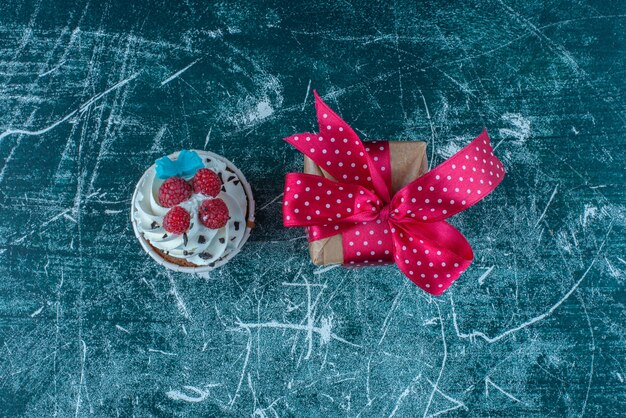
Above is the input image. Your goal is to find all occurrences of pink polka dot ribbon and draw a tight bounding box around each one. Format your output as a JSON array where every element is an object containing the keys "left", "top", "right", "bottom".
[{"left": 283, "top": 91, "right": 505, "bottom": 295}]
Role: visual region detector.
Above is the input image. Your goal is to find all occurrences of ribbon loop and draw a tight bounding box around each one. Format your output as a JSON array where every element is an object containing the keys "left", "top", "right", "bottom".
[
  {"left": 390, "top": 130, "right": 505, "bottom": 225},
  {"left": 284, "top": 91, "right": 390, "bottom": 202},
  {"left": 283, "top": 173, "right": 381, "bottom": 228}
]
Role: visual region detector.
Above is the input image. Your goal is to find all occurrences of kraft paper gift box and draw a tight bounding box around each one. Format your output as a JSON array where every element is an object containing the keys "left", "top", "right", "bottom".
[{"left": 303, "top": 141, "right": 428, "bottom": 265}]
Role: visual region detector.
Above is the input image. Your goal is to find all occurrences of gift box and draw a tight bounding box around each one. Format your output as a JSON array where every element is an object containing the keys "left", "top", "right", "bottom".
[
  {"left": 283, "top": 91, "right": 505, "bottom": 295},
  {"left": 304, "top": 141, "right": 427, "bottom": 265}
]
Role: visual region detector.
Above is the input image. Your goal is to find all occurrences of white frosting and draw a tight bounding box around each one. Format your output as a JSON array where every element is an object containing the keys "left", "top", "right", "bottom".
[{"left": 133, "top": 152, "right": 247, "bottom": 266}]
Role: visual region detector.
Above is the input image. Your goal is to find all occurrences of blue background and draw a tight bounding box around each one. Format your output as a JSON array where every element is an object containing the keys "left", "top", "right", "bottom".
[{"left": 0, "top": 0, "right": 624, "bottom": 416}]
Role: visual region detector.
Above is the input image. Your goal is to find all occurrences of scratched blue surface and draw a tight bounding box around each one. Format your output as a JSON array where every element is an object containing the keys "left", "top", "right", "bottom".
[{"left": 0, "top": 0, "right": 624, "bottom": 416}]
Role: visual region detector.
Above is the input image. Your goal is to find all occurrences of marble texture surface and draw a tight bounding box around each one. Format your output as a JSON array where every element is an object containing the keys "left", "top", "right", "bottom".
[{"left": 0, "top": 0, "right": 624, "bottom": 416}]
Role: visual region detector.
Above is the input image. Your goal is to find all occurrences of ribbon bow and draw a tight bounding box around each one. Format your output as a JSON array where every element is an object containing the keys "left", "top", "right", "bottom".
[
  {"left": 155, "top": 150, "right": 204, "bottom": 180},
  {"left": 283, "top": 91, "right": 505, "bottom": 295}
]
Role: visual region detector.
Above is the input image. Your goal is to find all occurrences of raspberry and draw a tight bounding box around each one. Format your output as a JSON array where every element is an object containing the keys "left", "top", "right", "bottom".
[
  {"left": 199, "top": 198, "right": 229, "bottom": 229},
  {"left": 158, "top": 177, "right": 192, "bottom": 208},
  {"left": 162, "top": 206, "right": 190, "bottom": 234},
  {"left": 192, "top": 168, "right": 221, "bottom": 197}
]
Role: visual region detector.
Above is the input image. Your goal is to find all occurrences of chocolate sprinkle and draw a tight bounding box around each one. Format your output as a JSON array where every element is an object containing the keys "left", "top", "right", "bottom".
[
  {"left": 162, "top": 234, "right": 168, "bottom": 239},
  {"left": 150, "top": 221, "right": 159, "bottom": 229},
  {"left": 206, "top": 158, "right": 211, "bottom": 162},
  {"left": 199, "top": 252, "right": 213, "bottom": 260},
  {"left": 209, "top": 262, "right": 215, "bottom": 267},
  {"left": 183, "top": 233, "right": 188, "bottom": 246},
  {"left": 227, "top": 175, "right": 236, "bottom": 182},
  {"left": 221, "top": 186, "right": 226, "bottom": 192},
  {"left": 234, "top": 221, "right": 240, "bottom": 231},
  {"left": 198, "top": 235, "right": 206, "bottom": 244},
  {"left": 217, "top": 172, "right": 224, "bottom": 182},
  {"left": 225, "top": 167, "right": 235, "bottom": 173},
  {"left": 233, "top": 180, "right": 240, "bottom": 186},
  {"left": 219, "top": 237, "right": 225, "bottom": 244}
]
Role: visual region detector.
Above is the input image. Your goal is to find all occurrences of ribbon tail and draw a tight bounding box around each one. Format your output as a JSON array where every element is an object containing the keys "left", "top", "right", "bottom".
[{"left": 391, "top": 220, "right": 473, "bottom": 295}]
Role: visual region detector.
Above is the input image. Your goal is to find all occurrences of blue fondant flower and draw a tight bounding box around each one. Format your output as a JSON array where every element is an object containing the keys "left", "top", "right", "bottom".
[{"left": 155, "top": 150, "right": 204, "bottom": 180}]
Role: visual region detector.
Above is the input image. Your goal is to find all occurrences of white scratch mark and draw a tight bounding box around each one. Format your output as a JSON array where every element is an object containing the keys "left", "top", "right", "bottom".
[
  {"left": 304, "top": 276, "right": 315, "bottom": 359},
  {"left": 579, "top": 296, "right": 595, "bottom": 417},
  {"left": 366, "top": 357, "right": 373, "bottom": 404},
  {"left": 582, "top": 204, "right": 597, "bottom": 227},
  {"left": 53, "top": 268, "right": 63, "bottom": 416},
  {"left": 497, "top": 0, "right": 584, "bottom": 77},
  {"left": 485, "top": 376, "right": 523, "bottom": 403},
  {"left": 286, "top": 235, "right": 307, "bottom": 242},
  {"left": 258, "top": 193, "right": 284, "bottom": 212},
  {"left": 14, "top": 235, "right": 27, "bottom": 244},
  {"left": 161, "top": 59, "right": 201, "bottom": 86},
  {"left": 63, "top": 213, "right": 77, "bottom": 223},
  {"left": 499, "top": 113, "right": 532, "bottom": 143},
  {"left": 150, "top": 125, "right": 167, "bottom": 153},
  {"left": 605, "top": 257, "right": 620, "bottom": 278},
  {"left": 165, "top": 385, "right": 218, "bottom": 403},
  {"left": 425, "top": 378, "right": 467, "bottom": 418},
  {"left": 104, "top": 209, "right": 123, "bottom": 215},
  {"left": 452, "top": 223, "right": 612, "bottom": 343},
  {"left": 388, "top": 373, "right": 422, "bottom": 417},
  {"left": 534, "top": 184, "right": 559, "bottom": 228},
  {"left": 423, "top": 318, "right": 438, "bottom": 326},
  {"left": 491, "top": 138, "right": 505, "bottom": 152},
  {"left": 418, "top": 89, "right": 436, "bottom": 170},
  {"left": 30, "top": 305, "right": 44, "bottom": 317},
  {"left": 0, "top": 110, "right": 77, "bottom": 141},
  {"left": 281, "top": 282, "right": 327, "bottom": 288},
  {"left": 203, "top": 126, "right": 212, "bottom": 149},
  {"left": 168, "top": 273, "right": 190, "bottom": 319},
  {"left": 115, "top": 325, "right": 130, "bottom": 334},
  {"left": 1, "top": 72, "right": 141, "bottom": 141},
  {"left": 478, "top": 266, "right": 495, "bottom": 285},
  {"left": 379, "top": 282, "right": 407, "bottom": 345},
  {"left": 302, "top": 79, "right": 312, "bottom": 111},
  {"left": 38, "top": 60, "right": 66, "bottom": 77},
  {"left": 229, "top": 329, "right": 252, "bottom": 407},
  {"left": 79, "top": 72, "right": 141, "bottom": 113},
  {"left": 313, "top": 264, "right": 340, "bottom": 275},
  {"left": 423, "top": 305, "right": 447, "bottom": 418},
  {"left": 147, "top": 348, "right": 176, "bottom": 356},
  {"left": 235, "top": 319, "right": 359, "bottom": 348},
  {"left": 436, "top": 67, "right": 477, "bottom": 98},
  {"left": 74, "top": 339, "right": 87, "bottom": 418},
  {"left": 140, "top": 277, "right": 156, "bottom": 293}
]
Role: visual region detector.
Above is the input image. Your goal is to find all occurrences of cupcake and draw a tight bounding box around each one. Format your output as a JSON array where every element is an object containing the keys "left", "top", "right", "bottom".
[{"left": 131, "top": 150, "right": 254, "bottom": 273}]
